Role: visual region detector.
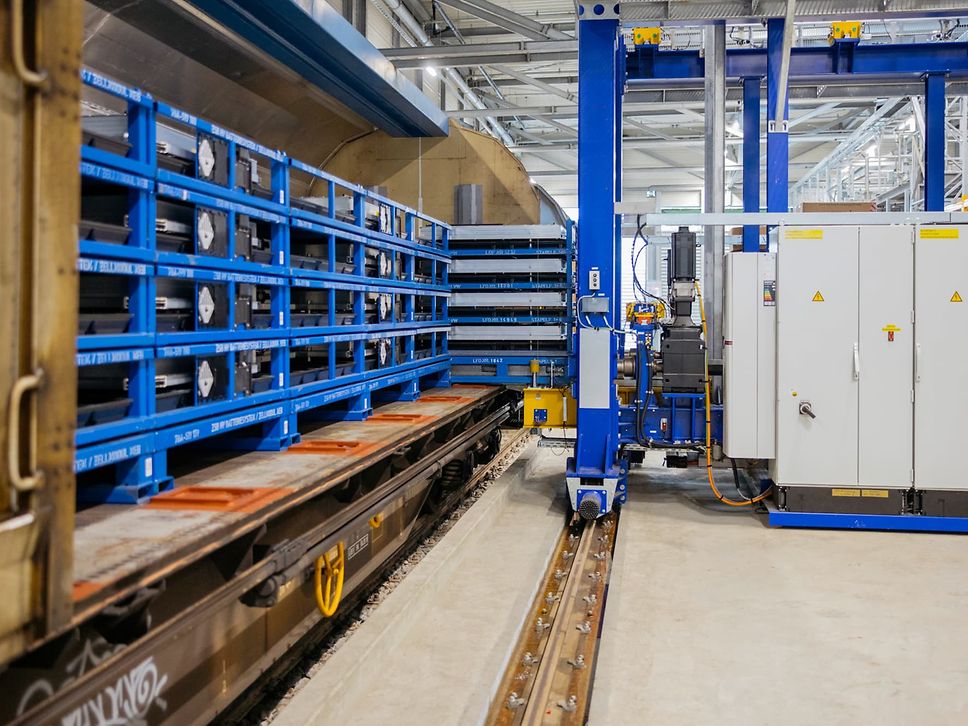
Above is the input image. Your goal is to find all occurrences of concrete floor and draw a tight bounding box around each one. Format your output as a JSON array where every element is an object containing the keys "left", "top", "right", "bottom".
[
  {"left": 591, "top": 452, "right": 968, "bottom": 726},
  {"left": 272, "top": 445, "right": 968, "bottom": 726},
  {"left": 272, "top": 440, "right": 568, "bottom": 726}
]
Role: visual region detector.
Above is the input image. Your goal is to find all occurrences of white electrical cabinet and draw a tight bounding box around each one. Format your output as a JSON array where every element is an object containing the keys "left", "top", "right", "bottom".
[
  {"left": 773, "top": 225, "right": 914, "bottom": 490},
  {"left": 723, "top": 224, "right": 966, "bottom": 507},
  {"left": 723, "top": 252, "right": 776, "bottom": 459},
  {"left": 915, "top": 227, "right": 968, "bottom": 491},
  {"left": 774, "top": 226, "right": 861, "bottom": 487}
]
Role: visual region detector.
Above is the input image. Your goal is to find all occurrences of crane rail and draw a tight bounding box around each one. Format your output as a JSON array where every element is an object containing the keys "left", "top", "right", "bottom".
[{"left": 486, "top": 510, "right": 618, "bottom": 726}]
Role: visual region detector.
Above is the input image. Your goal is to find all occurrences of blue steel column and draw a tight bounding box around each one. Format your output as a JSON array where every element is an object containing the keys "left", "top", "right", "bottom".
[
  {"left": 614, "top": 35, "right": 625, "bottom": 332},
  {"left": 573, "top": 16, "right": 620, "bottom": 481},
  {"left": 742, "top": 76, "right": 761, "bottom": 252},
  {"left": 924, "top": 72, "right": 947, "bottom": 212},
  {"left": 766, "top": 19, "right": 789, "bottom": 214}
]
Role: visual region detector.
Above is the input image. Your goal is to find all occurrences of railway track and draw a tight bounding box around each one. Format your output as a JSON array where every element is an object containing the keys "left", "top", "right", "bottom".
[
  {"left": 486, "top": 511, "right": 619, "bottom": 726},
  {"left": 224, "top": 425, "right": 533, "bottom": 723}
]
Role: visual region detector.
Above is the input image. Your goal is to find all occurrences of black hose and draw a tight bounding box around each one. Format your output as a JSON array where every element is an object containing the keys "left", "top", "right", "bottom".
[{"left": 730, "top": 457, "right": 751, "bottom": 502}]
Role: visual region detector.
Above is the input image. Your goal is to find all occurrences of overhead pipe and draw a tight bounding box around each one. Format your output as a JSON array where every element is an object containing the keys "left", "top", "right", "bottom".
[
  {"left": 773, "top": 0, "right": 798, "bottom": 127},
  {"left": 703, "top": 22, "right": 726, "bottom": 364},
  {"left": 372, "top": 0, "right": 514, "bottom": 146}
]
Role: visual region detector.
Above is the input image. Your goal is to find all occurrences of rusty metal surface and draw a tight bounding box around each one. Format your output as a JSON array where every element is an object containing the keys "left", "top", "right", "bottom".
[
  {"left": 0, "top": 0, "right": 81, "bottom": 666},
  {"left": 71, "top": 386, "right": 499, "bottom": 621}
]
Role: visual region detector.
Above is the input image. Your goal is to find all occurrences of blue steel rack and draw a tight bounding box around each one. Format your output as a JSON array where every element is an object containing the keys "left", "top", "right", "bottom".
[
  {"left": 76, "top": 69, "right": 451, "bottom": 505},
  {"left": 449, "top": 223, "right": 575, "bottom": 387},
  {"left": 286, "top": 158, "right": 451, "bottom": 425}
]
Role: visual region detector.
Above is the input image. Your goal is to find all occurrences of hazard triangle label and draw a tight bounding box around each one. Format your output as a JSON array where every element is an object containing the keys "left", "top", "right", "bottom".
[
  {"left": 812, "top": 291, "right": 825, "bottom": 302},
  {"left": 952, "top": 291, "right": 963, "bottom": 303}
]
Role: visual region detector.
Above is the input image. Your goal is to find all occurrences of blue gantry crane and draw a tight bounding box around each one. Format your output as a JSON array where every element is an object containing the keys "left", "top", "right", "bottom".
[{"left": 565, "top": 4, "right": 968, "bottom": 531}]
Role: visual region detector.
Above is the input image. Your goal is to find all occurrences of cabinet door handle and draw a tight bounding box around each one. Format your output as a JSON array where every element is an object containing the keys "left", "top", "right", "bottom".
[
  {"left": 853, "top": 342, "right": 860, "bottom": 380},
  {"left": 8, "top": 370, "right": 44, "bottom": 499},
  {"left": 915, "top": 343, "right": 921, "bottom": 383}
]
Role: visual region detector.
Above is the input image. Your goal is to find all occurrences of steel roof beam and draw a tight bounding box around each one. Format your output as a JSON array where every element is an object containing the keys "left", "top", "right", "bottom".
[
  {"left": 788, "top": 100, "right": 840, "bottom": 128},
  {"left": 381, "top": 39, "right": 577, "bottom": 64},
  {"left": 446, "top": 81, "right": 968, "bottom": 121},
  {"left": 438, "top": 23, "right": 575, "bottom": 39},
  {"left": 508, "top": 133, "right": 853, "bottom": 152},
  {"left": 490, "top": 64, "right": 576, "bottom": 101},
  {"left": 433, "top": 0, "right": 571, "bottom": 41},
  {"left": 791, "top": 97, "right": 910, "bottom": 193}
]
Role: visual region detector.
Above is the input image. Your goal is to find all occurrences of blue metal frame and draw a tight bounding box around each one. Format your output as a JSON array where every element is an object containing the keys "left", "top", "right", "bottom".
[
  {"left": 79, "top": 161, "right": 156, "bottom": 262},
  {"left": 74, "top": 432, "right": 168, "bottom": 505},
  {"left": 767, "top": 504, "right": 968, "bottom": 533},
  {"left": 449, "top": 221, "right": 575, "bottom": 386},
  {"left": 152, "top": 340, "right": 289, "bottom": 429},
  {"left": 766, "top": 19, "right": 789, "bottom": 216},
  {"left": 81, "top": 69, "right": 155, "bottom": 178},
  {"left": 575, "top": 14, "right": 961, "bottom": 526},
  {"left": 626, "top": 36, "right": 963, "bottom": 217},
  {"left": 154, "top": 265, "right": 290, "bottom": 345},
  {"left": 449, "top": 246, "right": 569, "bottom": 257},
  {"left": 571, "top": 16, "right": 623, "bottom": 489},
  {"left": 75, "top": 70, "right": 452, "bottom": 504},
  {"left": 626, "top": 41, "right": 968, "bottom": 85},
  {"left": 76, "top": 256, "right": 155, "bottom": 350},
  {"left": 154, "top": 101, "right": 289, "bottom": 214},
  {"left": 76, "top": 348, "right": 155, "bottom": 446},
  {"left": 450, "top": 354, "right": 573, "bottom": 387},
  {"left": 155, "top": 182, "right": 289, "bottom": 274},
  {"left": 924, "top": 72, "right": 948, "bottom": 211},
  {"left": 742, "top": 76, "right": 761, "bottom": 251}
]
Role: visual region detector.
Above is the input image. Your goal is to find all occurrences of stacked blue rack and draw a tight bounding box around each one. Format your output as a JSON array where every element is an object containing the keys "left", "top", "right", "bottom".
[
  {"left": 448, "top": 224, "right": 575, "bottom": 386},
  {"left": 75, "top": 69, "right": 451, "bottom": 505}
]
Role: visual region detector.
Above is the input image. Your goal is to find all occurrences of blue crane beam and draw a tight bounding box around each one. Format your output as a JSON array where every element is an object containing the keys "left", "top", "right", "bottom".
[{"left": 627, "top": 42, "right": 968, "bottom": 85}]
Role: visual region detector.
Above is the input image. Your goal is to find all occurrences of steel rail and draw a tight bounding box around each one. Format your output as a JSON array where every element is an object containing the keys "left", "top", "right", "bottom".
[
  {"left": 518, "top": 518, "right": 599, "bottom": 724},
  {"left": 488, "top": 511, "right": 618, "bottom": 726}
]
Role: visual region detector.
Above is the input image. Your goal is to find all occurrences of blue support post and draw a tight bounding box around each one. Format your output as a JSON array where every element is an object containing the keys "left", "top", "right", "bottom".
[
  {"left": 742, "top": 76, "right": 761, "bottom": 251},
  {"left": 924, "top": 72, "right": 947, "bottom": 212},
  {"left": 766, "top": 19, "right": 789, "bottom": 215},
  {"left": 569, "top": 11, "right": 624, "bottom": 517}
]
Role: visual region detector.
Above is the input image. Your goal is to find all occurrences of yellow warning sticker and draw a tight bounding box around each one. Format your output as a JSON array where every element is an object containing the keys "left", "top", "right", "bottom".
[
  {"left": 831, "top": 488, "right": 860, "bottom": 498},
  {"left": 786, "top": 229, "right": 824, "bottom": 240},
  {"left": 812, "top": 291, "right": 825, "bottom": 302},
  {"left": 861, "top": 489, "right": 890, "bottom": 499},
  {"left": 920, "top": 228, "right": 959, "bottom": 239},
  {"left": 881, "top": 324, "right": 902, "bottom": 333},
  {"left": 952, "top": 291, "right": 964, "bottom": 303}
]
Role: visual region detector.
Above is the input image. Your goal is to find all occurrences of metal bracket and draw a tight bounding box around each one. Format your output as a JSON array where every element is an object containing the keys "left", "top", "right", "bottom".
[{"left": 767, "top": 119, "right": 789, "bottom": 133}]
